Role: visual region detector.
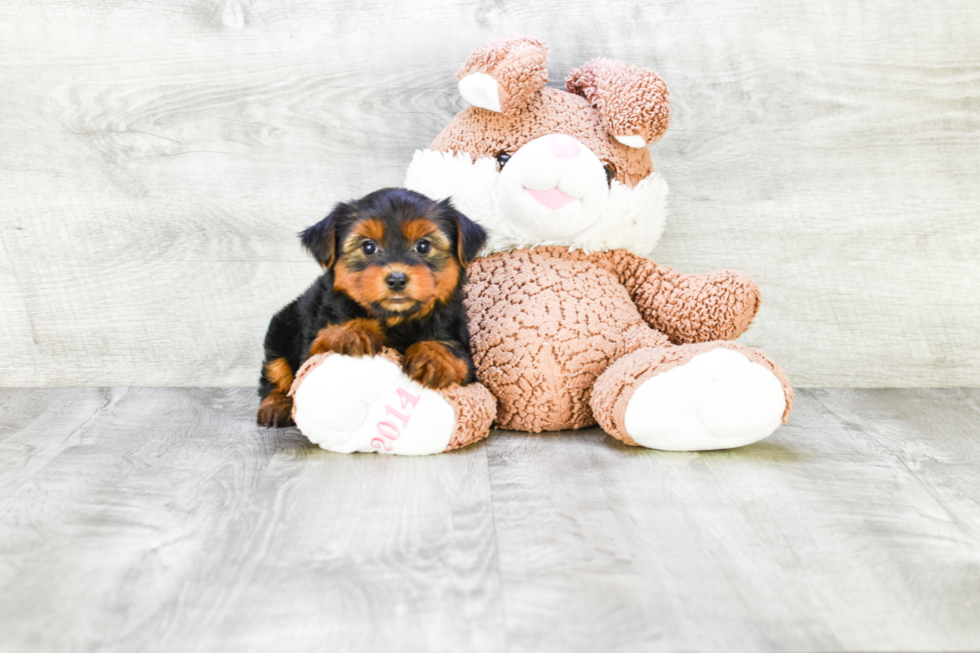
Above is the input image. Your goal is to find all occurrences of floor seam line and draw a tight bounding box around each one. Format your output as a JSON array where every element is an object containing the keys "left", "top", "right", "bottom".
[{"left": 484, "top": 435, "right": 512, "bottom": 653}]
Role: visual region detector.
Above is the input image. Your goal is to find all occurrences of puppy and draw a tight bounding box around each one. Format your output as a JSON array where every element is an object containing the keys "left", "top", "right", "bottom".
[{"left": 257, "top": 188, "right": 487, "bottom": 427}]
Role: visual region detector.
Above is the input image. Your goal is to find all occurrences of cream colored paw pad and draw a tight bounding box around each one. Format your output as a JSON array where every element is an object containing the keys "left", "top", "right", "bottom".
[
  {"left": 292, "top": 355, "right": 455, "bottom": 455},
  {"left": 623, "top": 348, "right": 787, "bottom": 451}
]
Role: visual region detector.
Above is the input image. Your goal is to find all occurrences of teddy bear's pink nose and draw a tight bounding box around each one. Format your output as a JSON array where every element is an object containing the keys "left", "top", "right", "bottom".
[{"left": 549, "top": 134, "right": 581, "bottom": 159}]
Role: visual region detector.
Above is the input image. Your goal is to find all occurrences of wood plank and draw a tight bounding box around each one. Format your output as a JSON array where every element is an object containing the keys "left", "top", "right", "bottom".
[
  {"left": 0, "top": 260, "right": 318, "bottom": 386},
  {"left": 811, "top": 388, "right": 980, "bottom": 542},
  {"left": 486, "top": 388, "right": 980, "bottom": 652},
  {"left": 0, "top": 387, "right": 504, "bottom": 653},
  {"left": 0, "top": 388, "right": 111, "bottom": 506},
  {"left": 3, "top": 387, "right": 980, "bottom": 651},
  {"left": 1, "top": 0, "right": 979, "bottom": 386}
]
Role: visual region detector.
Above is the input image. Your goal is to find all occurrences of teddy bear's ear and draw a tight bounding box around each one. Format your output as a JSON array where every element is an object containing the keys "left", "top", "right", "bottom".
[
  {"left": 456, "top": 36, "right": 549, "bottom": 115},
  {"left": 565, "top": 58, "right": 670, "bottom": 148}
]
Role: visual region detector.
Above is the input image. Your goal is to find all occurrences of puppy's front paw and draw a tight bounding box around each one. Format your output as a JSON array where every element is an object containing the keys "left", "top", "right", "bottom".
[
  {"left": 404, "top": 342, "right": 469, "bottom": 389},
  {"left": 309, "top": 318, "right": 385, "bottom": 357},
  {"left": 258, "top": 391, "right": 294, "bottom": 427}
]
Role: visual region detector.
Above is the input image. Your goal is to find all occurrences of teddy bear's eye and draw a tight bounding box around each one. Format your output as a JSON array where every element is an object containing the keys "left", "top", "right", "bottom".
[
  {"left": 495, "top": 152, "right": 512, "bottom": 169},
  {"left": 604, "top": 162, "right": 618, "bottom": 186}
]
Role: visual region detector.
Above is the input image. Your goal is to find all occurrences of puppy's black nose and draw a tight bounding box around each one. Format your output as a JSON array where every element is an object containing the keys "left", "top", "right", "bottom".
[{"left": 385, "top": 271, "right": 409, "bottom": 290}]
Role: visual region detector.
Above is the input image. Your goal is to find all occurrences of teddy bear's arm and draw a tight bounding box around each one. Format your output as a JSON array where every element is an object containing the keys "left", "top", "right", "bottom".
[{"left": 609, "top": 250, "right": 762, "bottom": 344}]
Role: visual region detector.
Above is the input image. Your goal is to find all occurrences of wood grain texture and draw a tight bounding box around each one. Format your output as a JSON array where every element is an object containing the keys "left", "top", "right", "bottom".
[
  {"left": 486, "top": 388, "right": 980, "bottom": 652},
  {"left": 2, "top": 387, "right": 980, "bottom": 652},
  {"left": 0, "top": 387, "right": 504, "bottom": 653},
  {"left": 0, "top": 0, "right": 979, "bottom": 386}
]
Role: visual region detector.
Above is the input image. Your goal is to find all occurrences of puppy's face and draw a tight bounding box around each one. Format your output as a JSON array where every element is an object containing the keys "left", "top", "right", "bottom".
[
  {"left": 334, "top": 210, "right": 459, "bottom": 316},
  {"left": 301, "top": 189, "right": 487, "bottom": 319}
]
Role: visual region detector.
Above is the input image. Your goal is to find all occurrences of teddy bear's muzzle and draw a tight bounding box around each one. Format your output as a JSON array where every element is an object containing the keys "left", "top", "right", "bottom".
[{"left": 495, "top": 133, "right": 610, "bottom": 240}]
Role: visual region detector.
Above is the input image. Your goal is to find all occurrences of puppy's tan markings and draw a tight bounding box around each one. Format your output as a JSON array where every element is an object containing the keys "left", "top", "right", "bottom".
[
  {"left": 264, "top": 357, "right": 294, "bottom": 394},
  {"left": 358, "top": 266, "right": 392, "bottom": 305},
  {"left": 431, "top": 259, "right": 461, "bottom": 300},
  {"left": 409, "top": 259, "right": 461, "bottom": 320},
  {"left": 353, "top": 217, "right": 386, "bottom": 243},
  {"left": 334, "top": 261, "right": 392, "bottom": 307},
  {"left": 402, "top": 263, "right": 434, "bottom": 296},
  {"left": 400, "top": 218, "right": 437, "bottom": 243},
  {"left": 333, "top": 260, "right": 360, "bottom": 296},
  {"left": 257, "top": 357, "right": 296, "bottom": 427},
  {"left": 310, "top": 318, "right": 386, "bottom": 357},
  {"left": 402, "top": 218, "right": 453, "bottom": 252},
  {"left": 404, "top": 341, "right": 468, "bottom": 389}
]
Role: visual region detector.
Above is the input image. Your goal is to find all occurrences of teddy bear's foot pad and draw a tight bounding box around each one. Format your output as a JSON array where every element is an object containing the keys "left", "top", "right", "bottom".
[
  {"left": 291, "top": 354, "right": 455, "bottom": 455},
  {"left": 624, "top": 348, "right": 787, "bottom": 451}
]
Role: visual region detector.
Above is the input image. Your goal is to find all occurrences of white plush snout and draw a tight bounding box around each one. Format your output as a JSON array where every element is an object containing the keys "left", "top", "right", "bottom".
[{"left": 496, "top": 134, "right": 610, "bottom": 241}]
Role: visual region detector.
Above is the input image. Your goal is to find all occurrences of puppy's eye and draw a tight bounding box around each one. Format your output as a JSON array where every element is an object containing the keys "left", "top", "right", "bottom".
[
  {"left": 495, "top": 151, "right": 511, "bottom": 170},
  {"left": 361, "top": 241, "right": 378, "bottom": 255},
  {"left": 603, "top": 162, "right": 618, "bottom": 186},
  {"left": 414, "top": 239, "right": 431, "bottom": 255}
]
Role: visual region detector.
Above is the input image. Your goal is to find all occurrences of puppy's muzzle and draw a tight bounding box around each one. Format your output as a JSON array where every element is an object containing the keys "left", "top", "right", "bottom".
[{"left": 385, "top": 271, "right": 409, "bottom": 291}]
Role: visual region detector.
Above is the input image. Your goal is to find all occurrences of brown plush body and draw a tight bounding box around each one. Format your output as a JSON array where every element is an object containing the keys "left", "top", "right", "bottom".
[
  {"left": 402, "top": 37, "right": 794, "bottom": 450},
  {"left": 465, "top": 247, "right": 783, "bottom": 433}
]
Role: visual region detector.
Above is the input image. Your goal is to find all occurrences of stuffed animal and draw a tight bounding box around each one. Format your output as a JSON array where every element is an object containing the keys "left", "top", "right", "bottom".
[
  {"left": 290, "top": 36, "right": 793, "bottom": 454},
  {"left": 289, "top": 348, "right": 496, "bottom": 454}
]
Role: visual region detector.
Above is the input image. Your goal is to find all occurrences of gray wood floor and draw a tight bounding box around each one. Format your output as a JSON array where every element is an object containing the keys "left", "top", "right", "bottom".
[{"left": 1, "top": 388, "right": 979, "bottom": 652}]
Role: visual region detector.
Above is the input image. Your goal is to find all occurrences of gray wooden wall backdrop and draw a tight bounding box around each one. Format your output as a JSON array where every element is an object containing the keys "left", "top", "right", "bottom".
[{"left": 2, "top": 0, "right": 978, "bottom": 387}]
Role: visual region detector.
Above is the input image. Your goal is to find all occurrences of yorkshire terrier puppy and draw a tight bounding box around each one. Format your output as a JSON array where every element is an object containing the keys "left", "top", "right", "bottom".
[{"left": 257, "top": 188, "right": 488, "bottom": 427}]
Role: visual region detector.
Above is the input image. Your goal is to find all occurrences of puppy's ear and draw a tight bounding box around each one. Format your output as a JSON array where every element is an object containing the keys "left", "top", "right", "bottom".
[
  {"left": 299, "top": 203, "right": 351, "bottom": 268},
  {"left": 439, "top": 199, "right": 486, "bottom": 267}
]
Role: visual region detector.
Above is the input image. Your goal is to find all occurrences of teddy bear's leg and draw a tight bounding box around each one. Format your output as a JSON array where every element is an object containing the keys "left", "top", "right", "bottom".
[
  {"left": 288, "top": 349, "right": 496, "bottom": 455},
  {"left": 590, "top": 342, "right": 793, "bottom": 451}
]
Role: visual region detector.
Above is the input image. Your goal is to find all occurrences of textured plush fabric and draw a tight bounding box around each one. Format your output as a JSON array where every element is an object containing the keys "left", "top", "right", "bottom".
[
  {"left": 590, "top": 342, "right": 795, "bottom": 446},
  {"left": 413, "top": 36, "right": 795, "bottom": 449},
  {"left": 431, "top": 88, "right": 655, "bottom": 187},
  {"left": 465, "top": 247, "right": 656, "bottom": 430},
  {"left": 427, "top": 37, "right": 795, "bottom": 445},
  {"left": 456, "top": 36, "right": 549, "bottom": 115},
  {"left": 404, "top": 150, "right": 669, "bottom": 257},
  {"left": 609, "top": 250, "right": 762, "bottom": 344},
  {"left": 283, "top": 36, "right": 791, "bottom": 453},
  {"left": 566, "top": 58, "right": 670, "bottom": 145},
  {"left": 463, "top": 246, "right": 777, "bottom": 432},
  {"left": 290, "top": 348, "right": 498, "bottom": 453},
  {"left": 441, "top": 381, "right": 497, "bottom": 451}
]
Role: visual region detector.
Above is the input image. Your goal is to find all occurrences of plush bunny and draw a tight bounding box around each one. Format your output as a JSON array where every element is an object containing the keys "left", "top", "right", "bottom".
[
  {"left": 290, "top": 36, "right": 792, "bottom": 454},
  {"left": 288, "top": 348, "right": 496, "bottom": 455},
  {"left": 403, "top": 36, "right": 793, "bottom": 450}
]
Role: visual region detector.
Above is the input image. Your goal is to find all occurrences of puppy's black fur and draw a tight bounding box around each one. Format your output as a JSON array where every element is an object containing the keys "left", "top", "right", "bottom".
[{"left": 257, "top": 188, "right": 487, "bottom": 427}]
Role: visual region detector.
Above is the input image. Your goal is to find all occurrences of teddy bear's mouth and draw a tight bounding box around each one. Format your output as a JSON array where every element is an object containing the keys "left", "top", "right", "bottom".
[{"left": 525, "top": 186, "right": 576, "bottom": 210}]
